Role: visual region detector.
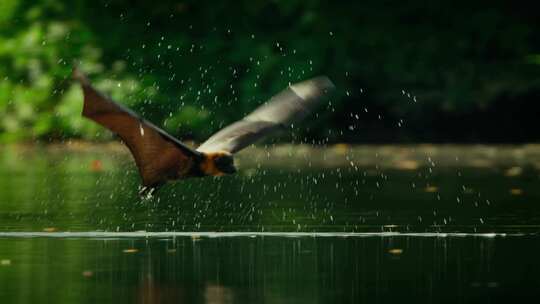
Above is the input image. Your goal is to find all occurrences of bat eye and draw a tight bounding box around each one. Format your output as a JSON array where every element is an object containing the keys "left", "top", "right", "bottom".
[{"left": 214, "top": 155, "right": 236, "bottom": 174}]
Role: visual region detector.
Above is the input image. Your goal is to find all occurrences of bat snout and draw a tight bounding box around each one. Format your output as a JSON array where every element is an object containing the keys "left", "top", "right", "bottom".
[
  {"left": 200, "top": 152, "right": 237, "bottom": 176},
  {"left": 214, "top": 154, "right": 237, "bottom": 174}
]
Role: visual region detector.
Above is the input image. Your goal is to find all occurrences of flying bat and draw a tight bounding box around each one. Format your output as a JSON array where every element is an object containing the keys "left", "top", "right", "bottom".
[{"left": 73, "top": 69, "right": 335, "bottom": 195}]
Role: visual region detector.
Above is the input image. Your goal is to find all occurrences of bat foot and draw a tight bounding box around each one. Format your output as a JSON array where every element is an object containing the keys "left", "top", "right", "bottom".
[{"left": 138, "top": 185, "right": 159, "bottom": 199}]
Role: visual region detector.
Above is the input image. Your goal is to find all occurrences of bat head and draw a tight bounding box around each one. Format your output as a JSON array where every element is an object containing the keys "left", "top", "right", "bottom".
[
  {"left": 200, "top": 151, "right": 237, "bottom": 176},
  {"left": 214, "top": 153, "right": 237, "bottom": 174}
]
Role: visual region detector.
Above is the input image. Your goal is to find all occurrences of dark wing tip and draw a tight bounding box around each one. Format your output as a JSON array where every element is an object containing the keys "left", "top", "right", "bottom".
[{"left": 289, "top": 76, "right": 335, "bottom": 100}]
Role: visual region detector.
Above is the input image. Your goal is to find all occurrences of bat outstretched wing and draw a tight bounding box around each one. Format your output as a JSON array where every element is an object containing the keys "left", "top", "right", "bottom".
[
  {"left": 197, "top": 76, "right": 335, "bottom": 154},
  {"left": 73, "top": 69, "right": 202, "bottom": 187}
]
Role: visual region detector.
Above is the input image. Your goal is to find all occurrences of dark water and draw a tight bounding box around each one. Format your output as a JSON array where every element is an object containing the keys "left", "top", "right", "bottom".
[
  {"left": 1, "top": 234, "right": 540, "bottom": 303},
  {"left": 0, "top": 146, "right": 539, "bottom": 303}
]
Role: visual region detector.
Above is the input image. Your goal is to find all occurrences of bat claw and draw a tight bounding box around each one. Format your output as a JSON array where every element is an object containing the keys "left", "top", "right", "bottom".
[{"left": 138, "top": 185, "right": 158, "bottom": 199}]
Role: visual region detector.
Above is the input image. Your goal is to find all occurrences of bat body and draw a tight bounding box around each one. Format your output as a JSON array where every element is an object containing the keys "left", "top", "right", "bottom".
[{"left": 74, "top": 69, "right": 334, "bottom": 194}]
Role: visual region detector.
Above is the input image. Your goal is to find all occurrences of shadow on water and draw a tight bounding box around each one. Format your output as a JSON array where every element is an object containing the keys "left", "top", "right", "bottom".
[{"left": 0, "top": 145, "right": 540, "bottom": 303}]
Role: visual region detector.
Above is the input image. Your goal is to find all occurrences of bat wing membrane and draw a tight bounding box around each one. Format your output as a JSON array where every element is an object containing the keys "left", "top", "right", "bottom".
[
  {"left": 75, "top": 70, "right": 201, "bottom": 186},
  {"left": 197, "top": 76, "right": 335, "bottom": 154}
]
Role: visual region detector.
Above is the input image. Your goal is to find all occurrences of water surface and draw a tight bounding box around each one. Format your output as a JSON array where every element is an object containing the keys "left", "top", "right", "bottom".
[{"left": 0, "top": 145, "right": 539, "bottom": 303}]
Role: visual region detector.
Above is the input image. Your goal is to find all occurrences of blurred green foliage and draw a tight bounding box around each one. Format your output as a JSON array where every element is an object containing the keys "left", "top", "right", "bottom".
[{"left": 0, "top": 0, "right": 539, "bottom": 143}]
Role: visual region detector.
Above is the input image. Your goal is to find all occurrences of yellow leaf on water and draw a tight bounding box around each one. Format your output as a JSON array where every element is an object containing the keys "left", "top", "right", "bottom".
[
  {"left": 89, "top": 160, "right": 103, "bottom": 172},
  {"left": 82, "top": 270, "right": 93, "bottom": 277},
  {"left": 123, "top": 248, "right": 138, "bottom": 253},
  {"left": 510, "top": 189, "right": 523, "bottom": 195},
  {"left": 333, "top": 143, "right": 350, "bottom": 155},
  {"left": 395, "top": 160, "right": 419, "bottom": 170},
  {"left": 505, "top": 166, "right": 523, "bottom": 177},
  {"left": 1, "top": 259, "right": 11, "bottom": 266},
  {"left": 424, "top": 186, "right": 438, "bottom": 193},
  {"left": 388, "top": 249, "right": 403, "bottom": 255}
]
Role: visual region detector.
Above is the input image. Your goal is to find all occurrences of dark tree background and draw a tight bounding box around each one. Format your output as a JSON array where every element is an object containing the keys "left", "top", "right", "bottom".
[{"left": 1, "top": 0, "right": 539, "bottom": 143}]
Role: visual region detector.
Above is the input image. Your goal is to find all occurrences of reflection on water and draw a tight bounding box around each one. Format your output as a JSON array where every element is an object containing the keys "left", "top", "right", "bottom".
[{"left": 1, "top": 235, "right": 539, "bottom": 303}]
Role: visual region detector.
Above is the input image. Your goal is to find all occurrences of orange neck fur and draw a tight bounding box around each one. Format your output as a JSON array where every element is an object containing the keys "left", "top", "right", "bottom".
[{"left": 200, "top": 152, "right": 230, "bottom": 176}]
